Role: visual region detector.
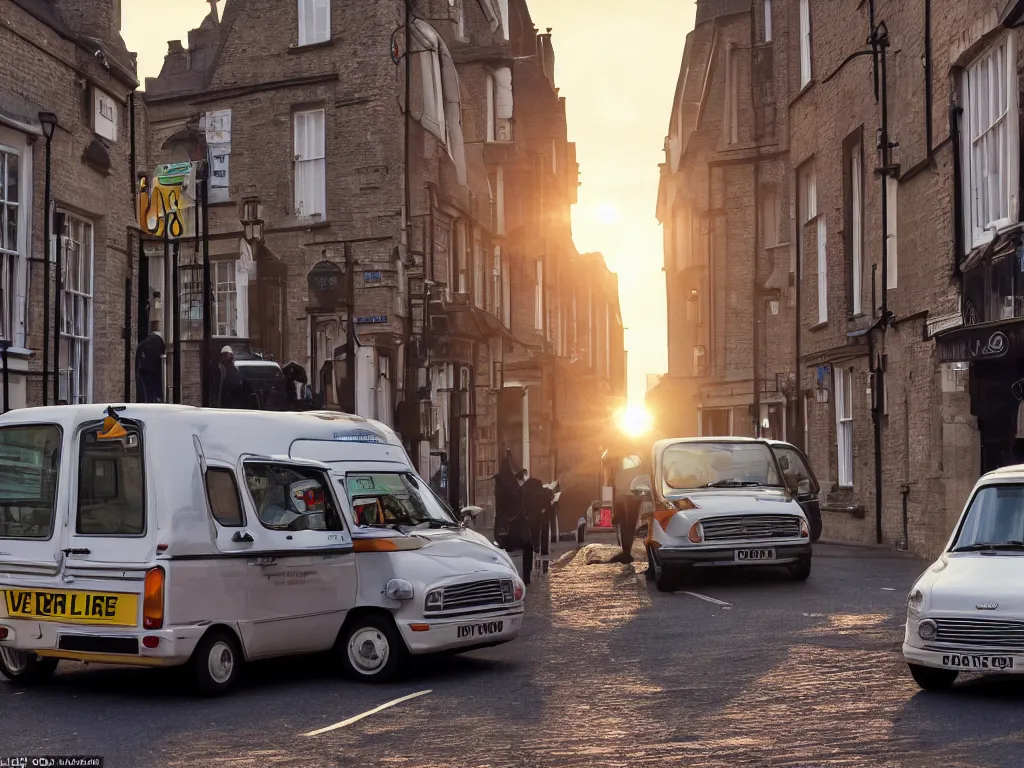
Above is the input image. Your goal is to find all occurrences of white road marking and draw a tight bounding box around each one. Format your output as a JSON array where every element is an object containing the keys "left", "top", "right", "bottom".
[
  {"left": 303, "top": 690, "right": 433, "bottom": 737},
  {"left": 683, "top": 591, "right": 733, "bottom": 607},
  {"left": 881, "top": 587, "right": 896, "bottom": 591}
]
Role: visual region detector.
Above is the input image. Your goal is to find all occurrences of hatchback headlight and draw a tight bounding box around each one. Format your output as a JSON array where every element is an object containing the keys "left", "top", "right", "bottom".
[
  {"left": 917, "top": 618, "right": 937, "bottom": 641},
  {"left": 907, "top": 588, "right": 924, "bottom": 614},
  {"left": 385, "top": 579, "right": 414, "bottom": 601},
  {"left": 425, "top": 588, "right": 444, "bottom": 612}
]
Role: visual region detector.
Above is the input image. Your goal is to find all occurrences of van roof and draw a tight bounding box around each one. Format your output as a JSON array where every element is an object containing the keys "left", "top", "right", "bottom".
[{"left": 0, "top": 404, "right": 404, "bottom": 447}]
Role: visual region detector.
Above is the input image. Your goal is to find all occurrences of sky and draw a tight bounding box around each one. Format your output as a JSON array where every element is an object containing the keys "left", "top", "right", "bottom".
[{"left": 122, "top": 0, "right": 693, "bottom": 406}]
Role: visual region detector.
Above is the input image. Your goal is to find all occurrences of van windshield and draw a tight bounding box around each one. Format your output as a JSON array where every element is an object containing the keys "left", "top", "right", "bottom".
[
  {"left": 0, "top": 425, "right": 62, "bottom": 540},
  {"left": 342, "top": 472, "right": 459, "bottom": 528},
  {"left": 662, "top": 441, "right": 783, "bottom": 490}
]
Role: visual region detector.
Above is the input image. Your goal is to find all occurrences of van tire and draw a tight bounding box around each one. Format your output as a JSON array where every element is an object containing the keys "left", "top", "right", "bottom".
[
  {"left": 337, "top": 614, "right": 404, "bottom": 683},
  {"left": 787, "top": 555, "right": 812, "bottom": 581},
  {"left": 190, "top": 629, "right": 243, "bottom": 697},
  {"left": 0, "top": 649, "right": 58, "bottom": 685}
]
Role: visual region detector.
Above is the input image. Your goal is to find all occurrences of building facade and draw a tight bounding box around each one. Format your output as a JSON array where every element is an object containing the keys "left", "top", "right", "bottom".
[
  {"left": 0, "top": 0, "right": 138, "bottom": 410},
  {"left": 656, "top": 0, "right": 1024, "bottom": 559}
]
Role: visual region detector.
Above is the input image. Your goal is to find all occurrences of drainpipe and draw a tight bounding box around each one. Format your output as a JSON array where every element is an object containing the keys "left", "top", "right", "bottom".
[
  {"left": 900, "top": 483, "right": 910, "bottom": 551},
  {"left": 753, "top": 162, "right": 761, "bottom": 438},
  {"left": 924, "top": 0, "right": 933, "bottom": 153},
  {"left": 794, "top": 168, "right": 803, "bottom": 452}
]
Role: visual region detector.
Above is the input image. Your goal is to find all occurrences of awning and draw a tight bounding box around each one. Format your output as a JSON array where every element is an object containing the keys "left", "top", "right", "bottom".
[{"left": 934, "top": 316, "right": 1024, "bottom": 363}]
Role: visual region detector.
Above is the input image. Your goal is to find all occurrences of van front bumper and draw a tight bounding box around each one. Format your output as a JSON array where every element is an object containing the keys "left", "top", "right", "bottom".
[
  {"left": 0, "top": 618, "right": 209, "bottom": 667},
  {"left": 657, "top": 541, "right": 812, "bottom": 567},
  {"left": 396, "top": 607, "right": 525, "bottom": 655}
]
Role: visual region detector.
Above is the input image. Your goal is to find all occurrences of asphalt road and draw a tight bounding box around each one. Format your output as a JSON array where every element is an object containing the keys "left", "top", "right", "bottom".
[{"left": 4, "top": 541, "right": 1024, "bottom": 768}]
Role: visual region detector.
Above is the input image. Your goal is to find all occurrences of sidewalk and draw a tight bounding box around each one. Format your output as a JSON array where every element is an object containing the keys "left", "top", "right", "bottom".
[{"left": 470, "top": 523, "right": 623, "bottom": 580}]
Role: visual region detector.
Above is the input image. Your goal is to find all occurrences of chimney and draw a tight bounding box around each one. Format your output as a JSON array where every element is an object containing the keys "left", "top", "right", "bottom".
[{"left": 54, "top": 0, "right": 122, "bottom": 42}]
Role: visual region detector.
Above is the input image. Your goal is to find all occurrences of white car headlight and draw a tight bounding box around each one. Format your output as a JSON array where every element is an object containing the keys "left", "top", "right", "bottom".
[
  {"left": 907, "top": 588, "right": 924, "bottom": 614},
  {"left": 917, "top": 618, "right": 937, "bottom": 641},
  {"left": 385, "top": 579, "right": 415, "bottom": 601}
]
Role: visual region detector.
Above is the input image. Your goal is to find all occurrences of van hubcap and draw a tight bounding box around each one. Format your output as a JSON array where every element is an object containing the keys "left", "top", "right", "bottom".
[
  {"left": 0, "top": 647, "right": 30, "bottom": 675},
  {"left": 348, "top": 628, "right": 389, "bottom": 674},
  {"left": 207, "top": 641, "right": 235, "bottom": 684}
]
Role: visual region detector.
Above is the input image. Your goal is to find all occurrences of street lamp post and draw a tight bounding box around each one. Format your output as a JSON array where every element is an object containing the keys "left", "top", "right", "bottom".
[
  {"left": 38, "top": 112, "right": 57, "bottom": 405},
  {"left": 0, "top": 340, "right": 9, "bottom": 413}
]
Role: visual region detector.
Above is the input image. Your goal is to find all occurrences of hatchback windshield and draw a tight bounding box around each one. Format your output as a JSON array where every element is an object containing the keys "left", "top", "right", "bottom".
[
  {"left": 342, "top": 472, "right": 459, "bottom": 528},
  {"left": 662, "top": 441, "right": 782, "bottom": 490},
  {"left": 952, "top": 485, "right": 1024, "bottom": 551},
  {"left": 0, "top": 425, "right": 61, "bottom": 539}
]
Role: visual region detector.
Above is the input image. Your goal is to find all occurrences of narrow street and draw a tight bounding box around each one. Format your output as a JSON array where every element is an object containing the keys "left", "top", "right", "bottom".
[{"left": 3, "top": 541, "right": 1023, "bottom": 768}]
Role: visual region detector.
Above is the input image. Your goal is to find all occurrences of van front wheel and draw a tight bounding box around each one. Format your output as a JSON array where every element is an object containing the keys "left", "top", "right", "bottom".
[
  {"left": 0, "top": 649, "right": 58, "bottom": 685},
  {"left": 338, "top": 614, "right": 404, "bottom": 683},
  {"left": 191, "top": 629, "right": 243, "bottom": 697}
]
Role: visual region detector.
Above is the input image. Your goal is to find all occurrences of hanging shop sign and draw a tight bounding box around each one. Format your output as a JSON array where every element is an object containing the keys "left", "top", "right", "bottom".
[
  {"left": 936, "top": 322, "right": 1024, "bottom": 363},
  {"left": 137, "top": 161, "right": 198, "bottom": 240},
  {"left": 307, "top": 260, "right": 345, "bottom": 311}
]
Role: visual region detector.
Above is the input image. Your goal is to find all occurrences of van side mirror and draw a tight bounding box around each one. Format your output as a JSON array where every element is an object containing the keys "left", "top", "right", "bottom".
[
  {"left": 630, "top": 474, "right": 653, "bottom": 498},
  {"left": 797, "top": 479, "right": 812, "bottom": 496},
  {"left": 461, "top": 505, "right": 484, "bottom": 523}
]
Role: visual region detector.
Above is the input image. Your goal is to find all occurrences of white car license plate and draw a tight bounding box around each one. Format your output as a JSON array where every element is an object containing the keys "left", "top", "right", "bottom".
[
  {"left": 456, "top": 620, "right": 504, "bottom": 639},
  {"left": 942, "top": 654, "right": 1014, "bottom": 670},
  {"left": 735, "top": 548, "right": 775, "bottom": 562}
]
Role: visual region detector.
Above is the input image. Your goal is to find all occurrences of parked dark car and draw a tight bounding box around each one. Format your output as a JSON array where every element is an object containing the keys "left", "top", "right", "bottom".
[
  {"left": 767, "top": 439, "right": 822, "bottom": 542},
  {"left": 234, "top": 359, "right": 289, "bottom": 411}
]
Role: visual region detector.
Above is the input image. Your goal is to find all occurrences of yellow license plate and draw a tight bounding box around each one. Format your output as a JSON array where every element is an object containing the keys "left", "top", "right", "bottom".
[{"left": 3, "top": 588, "right": 138, "bottom": 626}]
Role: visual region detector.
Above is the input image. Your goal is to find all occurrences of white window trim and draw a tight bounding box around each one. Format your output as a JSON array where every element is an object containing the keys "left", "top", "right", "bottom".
[
  {"left": 534, "top": 259, "right": 544, "bottom": 331},
  {"left": 93, "top": 88, "right": 118, "bottom": 142},
  {"left": 886, "top": 176, "right": 898, "bottom": 290},
  {"left": 817, "top": 216, "right": 827, "bottom": 323},
  {"left": 293, "top": 109, "right": 326, "bottom": 219},
  {"left": 962, "top": 33, "right": 1019, "bottom": 249},
  {"left": 486, "top": 73, "right": 496, "bottom": 143},
  {"left": 56, "top": 212, "right": 94, "bottom": 404},
  {"left": 835, "top": 366, "right": 853, "bottom": 487},
  {"left": 764, "top": 0, "right": 773, "bottom": 43},
  {"left": 297, "top": 0, "right": 331, "bottom": 47},
  {"left": 851, "top": 144, "right": 863, "bottom": 314},
  {"left": 213, "top": 259, "right": 239, "bottom": 337},
  {"left": 0, "top": 133, "right": 31, "bottom": 351},
  {"left": 799, "top": 0, "right": 812, "bottom": 87}
]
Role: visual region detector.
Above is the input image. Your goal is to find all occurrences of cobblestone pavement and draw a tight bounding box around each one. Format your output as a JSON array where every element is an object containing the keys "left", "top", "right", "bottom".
[{"left": 4, "top": 542, "right": 1024, "bottom": 768}]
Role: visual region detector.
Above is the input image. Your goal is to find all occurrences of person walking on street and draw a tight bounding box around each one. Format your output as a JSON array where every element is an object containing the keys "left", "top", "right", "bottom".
[
  {"left": 136, "top": 330, "right": 165, "bottom": 404},
  {"left": 214, "top": 346, "right": 252, "bottom": 409},
  {"left": 520, "top": 470, "right": 555, "bottom": 581}
]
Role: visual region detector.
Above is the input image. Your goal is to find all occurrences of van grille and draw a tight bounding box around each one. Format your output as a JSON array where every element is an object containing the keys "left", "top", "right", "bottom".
[
  {"left": 426, "top": 579, "right": 514, "bottom": 612},
  {"left": 932, "top": 617, "right": 1024, "bottom": 651},
  {"left": 701, "top": 515, "right": 802, "bottom": 542}
]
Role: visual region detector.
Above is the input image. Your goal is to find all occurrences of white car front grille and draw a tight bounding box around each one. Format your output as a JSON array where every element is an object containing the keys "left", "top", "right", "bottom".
[
  {"left": 701, "top": 515, "right": 802, "bottom": 542},
  {"left": 932, "top": 617, "right": 1024, "bottom": 651}
]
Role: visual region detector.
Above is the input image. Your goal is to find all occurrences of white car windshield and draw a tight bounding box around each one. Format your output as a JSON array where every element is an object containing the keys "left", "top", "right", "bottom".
[
  {"left": 341, "top": 472, "right": 460, "bottom": 528},
  {"left": 952, "top": 485, "right": 1024, "bottom": 551},
  {"left": 662, "top": 442, "right": 783, "bottom": 490}
]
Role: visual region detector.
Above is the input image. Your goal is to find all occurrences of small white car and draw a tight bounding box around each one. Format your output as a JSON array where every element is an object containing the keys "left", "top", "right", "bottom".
[
  {"left": 632, "top": 437, "right": 813, "bottom": 592},
  {"left": 904, "top": 465, "right": 1024, "bottom": 690}
]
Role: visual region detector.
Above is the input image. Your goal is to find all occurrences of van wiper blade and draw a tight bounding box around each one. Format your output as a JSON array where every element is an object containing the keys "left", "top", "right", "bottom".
[
  {"left": 705, "top": 479, "right": 765, "bottom": 488},
  {"left": 953, "top": 540, "right": 1024, "bottom": 552}
]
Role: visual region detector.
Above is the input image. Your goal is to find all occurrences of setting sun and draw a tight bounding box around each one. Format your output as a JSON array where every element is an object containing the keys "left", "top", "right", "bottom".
[{"left": 617, "top": 404, "right": 653, "bottom": 437}]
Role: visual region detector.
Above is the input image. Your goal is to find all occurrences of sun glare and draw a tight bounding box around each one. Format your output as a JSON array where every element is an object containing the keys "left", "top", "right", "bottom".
[
  {"left": 618, "top": 405, "right": 653, "bottom": 438},
  {"left": 597, "top": 203, "right": 620, "bottom": 224}
]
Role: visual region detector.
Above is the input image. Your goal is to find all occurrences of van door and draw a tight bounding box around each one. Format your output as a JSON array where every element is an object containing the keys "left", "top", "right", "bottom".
[
  {"left": 237, "top": 458, "right": 357, "bottom": 659},
  {"left": 771, "top": 443, "right": 822, "bottom": 542},
  {"left": 0, "top": 422, "right": 65, "bottom": 579}
]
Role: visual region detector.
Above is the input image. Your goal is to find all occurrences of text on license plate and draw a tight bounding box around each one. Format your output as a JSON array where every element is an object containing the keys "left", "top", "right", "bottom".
[
  {"left": 942, "top": 654, "right": 1014, "bottom": 670},
  {"left": 3, "top": 589, "right": 138, "bottom": 626},
  {"left": 456, "top": 620, "right": 504, "bottom": 639},
  {"left": 735, "top": 548, "right": 775, "bottom": 561}
]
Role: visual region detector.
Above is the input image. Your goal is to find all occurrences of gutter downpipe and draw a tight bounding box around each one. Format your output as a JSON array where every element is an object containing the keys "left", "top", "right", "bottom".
[
  {"left": 794, "top": 167, "right": 803, "bottom": 452},
  {"left": 753, "top": 162, "right": 761, "bottom": 438}
]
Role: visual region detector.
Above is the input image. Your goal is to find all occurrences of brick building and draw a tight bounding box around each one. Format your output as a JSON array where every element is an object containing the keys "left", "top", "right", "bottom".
[
  {"left": 651, "top": 0, "right": 796, "bottom": 446},
  {"left": 0, "top": 0, "right": 138, "bottom": 410},
  {"left": 656, "top": 0, "right": 1024, "bottom": 558},
  {"left": 140, "top": 0, "right": 624, "bottom": 518}
]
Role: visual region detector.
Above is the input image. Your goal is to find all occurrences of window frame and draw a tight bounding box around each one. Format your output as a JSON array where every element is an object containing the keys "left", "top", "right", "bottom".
[
  {"left": 205, "top": 466, "right": 246, "bottom": 528},
  {"left": 56, "top": 212, "right": 94, "bottom": 405},
  {"left": 93, "top": 87, "right": 118, "bottom": 143},
  {"left": 0, "top": 423, "right": 63, "bottom": 541},
  {"left": 848, "top": 140, "right": 863, "bottom": 315},
  {"left": 242, "top": 460, "right": 346, "bottom": 533},
  {"left": 0, "top": 137, "right": 29, "bottom": 348},
  {"left": 764, "top": 0, "right": 773, "bottom": 43},
  {"left": 962, "top": 34, "right": 1019, "bottom": 249},
  {"left": 74, "top": 421, "right": 147, "bottom": 538},
  {"left": 886, "top": 175, "right": 898, "bottom": 290},
  {"left": 799, "top": 0, "right": 812, "bottom": 87},
  {"left": 297, "top": 0, "right": 331, "bottom": 47},
  {"left": 834, "top": 366, "right": 853, "bottom": 488},
  {"left": 293, "top": 108, "right": 327, "bottom": 219},
  {"left": 213, "top": 259, "right": 238, "bottom": 337}
]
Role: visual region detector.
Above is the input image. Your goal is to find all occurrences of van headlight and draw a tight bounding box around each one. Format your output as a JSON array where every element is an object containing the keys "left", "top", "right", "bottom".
[
  {"left": 917, "top": 618, "right": 937, "bottom": 641},
  {"left": 425, "top": 588, "right": 444, "bottom": 612},
  {"left": 385, "top": 579, "right": 414, "bottom": 601},
  {"left": 907, "top": 588, "right": 924, "bottom": 615}
]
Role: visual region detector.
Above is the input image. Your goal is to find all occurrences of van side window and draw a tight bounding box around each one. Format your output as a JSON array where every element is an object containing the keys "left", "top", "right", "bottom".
[
  {"left": 77, "top": 425, "right": 145, "bottom": 536},
  {"left": 0, "top": 425, "right": 62, "bottom": 540},
  {"left": 243, "top": 463, "right": 343, "bottom": 532},
  {"left": 206, "top": 468, "right": 244, "bottom": 527}
]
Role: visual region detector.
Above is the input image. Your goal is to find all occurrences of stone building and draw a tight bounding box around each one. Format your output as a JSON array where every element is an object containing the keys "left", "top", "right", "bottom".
[
  {"left": 652, "top": 0, "right": 796, "bottom": 445},
  {"left": 656, "top": 0, "right": 1024, "bottom": 558},
  {"left": 140, "top": 0, "right": 624, "bottom": 518},
  {"left": 0, "top": 0, "right": 138, "bottom": 409}
]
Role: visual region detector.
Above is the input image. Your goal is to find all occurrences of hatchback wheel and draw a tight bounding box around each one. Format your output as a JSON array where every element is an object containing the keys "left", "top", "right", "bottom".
[
  {"left": 908, "top": 663, "right": 958, "bottom": 691},
  {"left": 0, "top": 648, "right": 58, "bottom": 685},
  {"left": 787, "top": 554, "right": 812, "bottom": 581},
  {"left": 191, "top": 629, "right": 243, "bottom": 697},
  {"left": 338, "top": 614, "right": 404, "bottom": 683}
]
